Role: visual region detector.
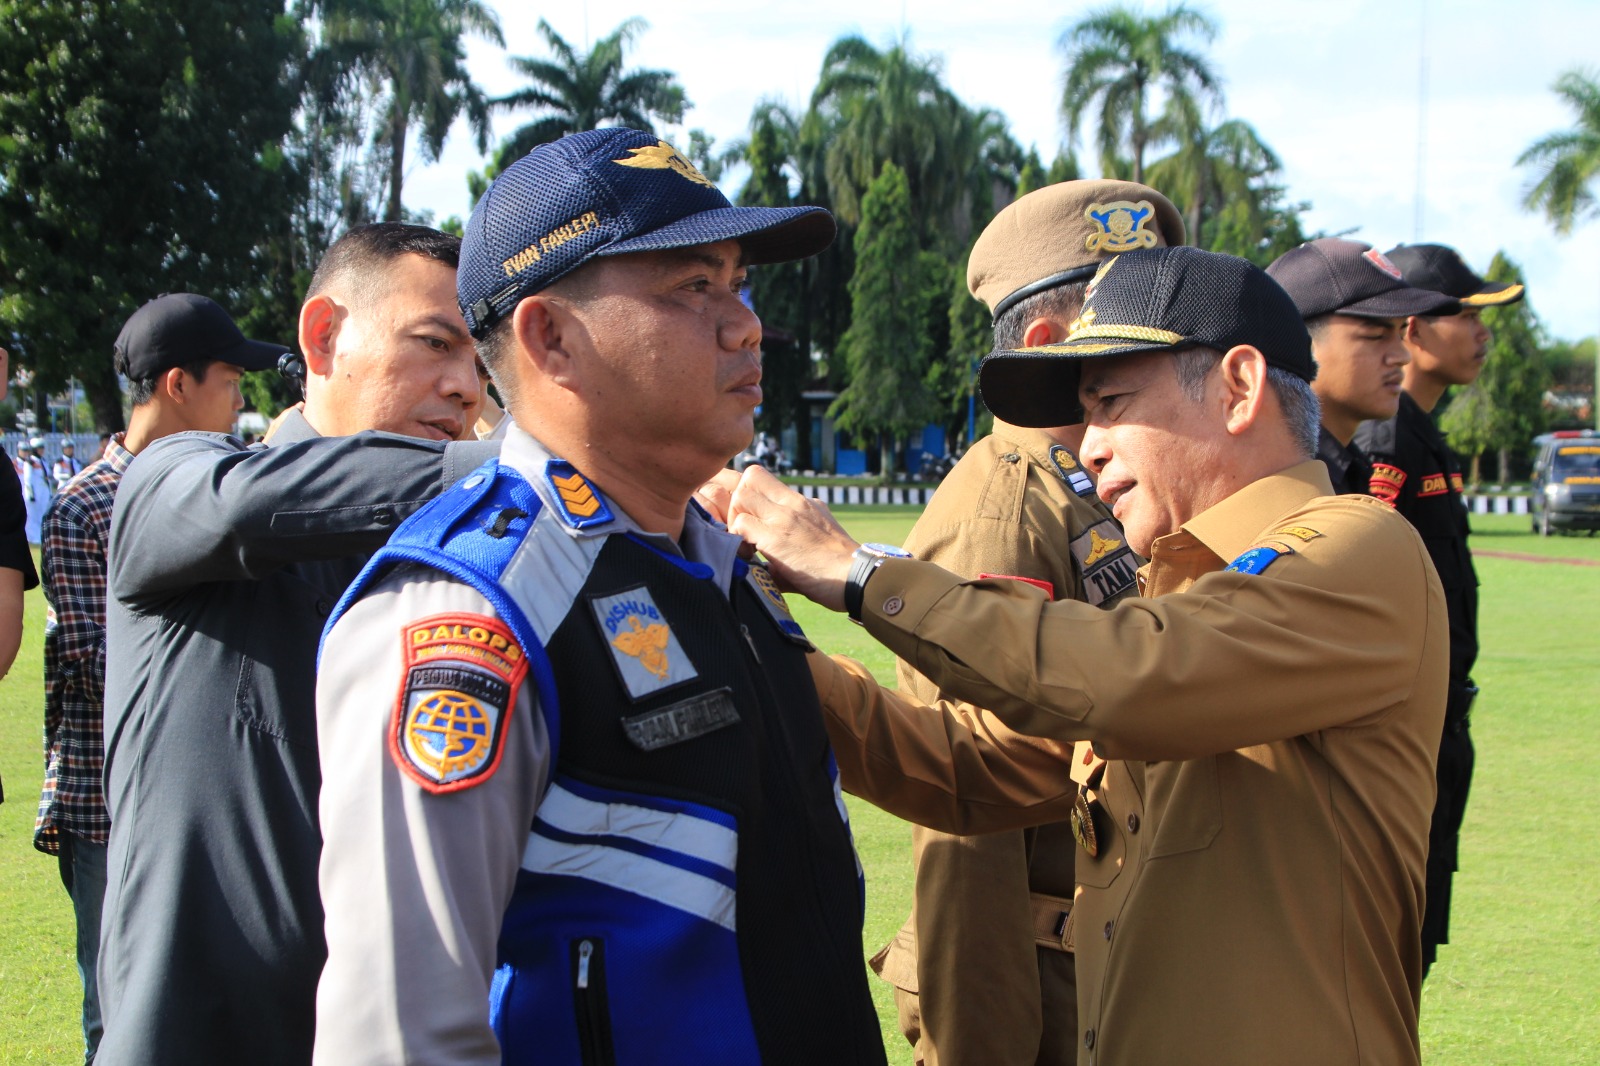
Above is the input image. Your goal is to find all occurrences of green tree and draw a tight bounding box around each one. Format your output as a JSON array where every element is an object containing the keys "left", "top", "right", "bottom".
[
  {"left": 1441, "top": 253, "right": 1551, "bottom": 483},
  {"left": 810, "top": 34, "right": 1021, "bottom": 248},
  {"left": 1146, "top": 94, "right": 1280, "bottom": 245},
  {"left": 830, "top": 162, "right": 942, "bottom": 477},
  {"left": 1059, "top": 3, "right": 1220, "bottom": 183},
  {"left": 1517, "top": 67, "right": 1600, "bottom": 428},
  {"left": 469, "top": 17, "right": 685, "bottom": 201},
  {"left": 310, "top": 0, "right": 502, "bottom": 222},
  {"left": 0, "top": 0, "right": 303, "bottom": 429}
]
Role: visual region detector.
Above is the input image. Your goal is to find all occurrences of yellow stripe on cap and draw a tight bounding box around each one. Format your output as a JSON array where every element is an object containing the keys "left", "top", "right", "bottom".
[
  {"left": 1065, "top": 324, "right": 1187, "bottom": 345},
  {"left": 1460, "top": 283, "right": 1525, "bottom": 307}
]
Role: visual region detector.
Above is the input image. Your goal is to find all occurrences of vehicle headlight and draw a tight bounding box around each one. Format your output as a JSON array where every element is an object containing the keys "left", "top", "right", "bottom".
[{"left": 1545, "top": 483, "right": 1571, "bottom": 504}]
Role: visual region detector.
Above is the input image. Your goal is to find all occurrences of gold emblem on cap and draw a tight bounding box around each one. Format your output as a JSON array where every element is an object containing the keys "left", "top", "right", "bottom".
[
  {"left": 1085, "top": 201, "right": 1159, "bottom": 254},
  {"left": 614, "top": 140, "right": 715, "bottom": 189},
  {"left": 1065, "top": 307, "right": 1098, "bottom": 338},
  {"left": 1083, "top": 255, "right": 1118, "bottom": 300}
]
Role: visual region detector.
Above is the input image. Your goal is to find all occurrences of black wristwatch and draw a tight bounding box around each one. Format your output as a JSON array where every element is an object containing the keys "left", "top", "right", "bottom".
[{"left": 846, "top": 543, "right": 913, "bottom": 623}]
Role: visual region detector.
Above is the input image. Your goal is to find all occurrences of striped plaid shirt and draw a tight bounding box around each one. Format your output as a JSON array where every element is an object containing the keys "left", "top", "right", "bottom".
[{"left": 34, "top": 435, "right": 133, "bottom": 851}]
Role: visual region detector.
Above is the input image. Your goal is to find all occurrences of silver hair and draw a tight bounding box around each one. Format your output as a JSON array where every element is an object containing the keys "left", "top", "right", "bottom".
[{"left": 1170, "top": 347, "right": 1320, "bottom": 459}]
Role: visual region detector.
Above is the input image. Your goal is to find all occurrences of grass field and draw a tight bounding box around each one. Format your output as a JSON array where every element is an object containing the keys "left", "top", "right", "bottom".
[{"left": 1, "top": 511, "right": 1596, "bottom": 1062}]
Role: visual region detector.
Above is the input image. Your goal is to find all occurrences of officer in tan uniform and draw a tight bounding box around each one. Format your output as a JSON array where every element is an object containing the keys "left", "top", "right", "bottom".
[
  {"left": 874, "top": 181, "right": 1180, "bottom": 1066},
  {"left": 715, "top": 246, "right": 1448, "bottom": 1066}
]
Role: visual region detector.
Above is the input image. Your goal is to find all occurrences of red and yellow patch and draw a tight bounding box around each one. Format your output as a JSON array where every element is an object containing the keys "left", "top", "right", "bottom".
[
  {"left": 1418, "top": 472, "right": 1449, "bottom": 497},
  {"left": 390, "top": 614, "right": 527, "bottom": 794},
  {"left": 1369, "top": 462, "right": 1406, "bottom": 506}
]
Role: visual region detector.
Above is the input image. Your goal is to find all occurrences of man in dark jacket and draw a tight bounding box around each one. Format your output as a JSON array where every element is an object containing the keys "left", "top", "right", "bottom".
[{"left": 97, "top": 223, "right": 492, "bottom": 1066}]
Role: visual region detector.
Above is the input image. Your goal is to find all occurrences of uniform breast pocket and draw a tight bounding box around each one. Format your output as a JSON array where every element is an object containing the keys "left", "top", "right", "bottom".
[
  {"left": 1144, "top": 756, "right": 1222, "bottom": 860},
  {"left": 229, "top": 583, "right": 329, "bottom": 751}
]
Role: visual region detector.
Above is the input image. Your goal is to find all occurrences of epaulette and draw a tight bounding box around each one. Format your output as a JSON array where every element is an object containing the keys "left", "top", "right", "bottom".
[{"left": 1047, "top": 444, "right": 1098, "bottom": 499}]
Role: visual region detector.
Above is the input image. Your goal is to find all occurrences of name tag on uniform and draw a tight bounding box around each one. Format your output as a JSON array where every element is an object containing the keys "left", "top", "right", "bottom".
[
  {"left": 621, "top": 688, "right": 741, "bottom": 751},
  {"left": 590, "top": 585, "right": 698, "bottom": 700},
  {"left": 1070, "top": 518, "right": 1138, "bottom": 606}
]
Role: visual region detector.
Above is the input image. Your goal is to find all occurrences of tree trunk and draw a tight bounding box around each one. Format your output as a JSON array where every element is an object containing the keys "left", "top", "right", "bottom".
[
  {"left": 1497, "top": 447, "right": 1510, "bottom": 484},
  {"left": 83, "top": 363, "right": 126, "bottom": 433},
  {"left": 879, "top": 435, "right": 895, "bottom": 485},
  {"left": 386, "top": 111, "right": 408, "bottom": 223},
  {"left": 1468, "top": 451, "right": 1481, "bottom": 490}
]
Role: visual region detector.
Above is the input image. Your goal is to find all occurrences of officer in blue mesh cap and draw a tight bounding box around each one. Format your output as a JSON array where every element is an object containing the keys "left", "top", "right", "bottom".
[{"left": 313, "top": 128, "right": 887, "bottom": 1065}]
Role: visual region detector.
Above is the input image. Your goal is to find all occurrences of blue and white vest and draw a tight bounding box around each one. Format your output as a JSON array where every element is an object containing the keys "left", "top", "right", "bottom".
[{"left": 329, "top": 459, "right": 882, "bottom": 1066}]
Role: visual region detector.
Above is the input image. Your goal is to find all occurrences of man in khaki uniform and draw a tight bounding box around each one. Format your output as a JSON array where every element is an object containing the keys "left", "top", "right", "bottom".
[
  {"left": 717, "top": 246, "right": 1448, "bottom": 1065},
  {"left": 875, "top": 181, "right": 1181, "bottom": 1066}
]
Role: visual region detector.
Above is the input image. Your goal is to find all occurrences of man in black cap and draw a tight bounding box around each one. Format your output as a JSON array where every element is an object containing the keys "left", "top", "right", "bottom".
[
  {"left": 1267, "top": 239, "right": 1459, "bottom": 493},
  {"left": 1353, "top": 243, "right": 1525, "bottom": 977},
  {"left": 98, "top": 225, "right": 487, "bottom": 1066},
  {"left": 34, "top": 293, "right": 283, "bottom": 1065},
  {"left": 711, "top": 245, "right": 1448, "bottom": 1065},
  {"left": 313, "top": 129, "right": 882, "bottom": 1065}
]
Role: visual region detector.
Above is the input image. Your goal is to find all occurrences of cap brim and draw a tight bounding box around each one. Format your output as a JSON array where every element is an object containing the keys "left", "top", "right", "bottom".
[
  {"left": 602, "top": 205, "right": 836, "bottom": 265},
  {"left": 978, "top": 332, "right": 1192, "bottom": 427},
  {"left": 1460, "top": 281, "right": 1525, "bottom": 307},
  {"left": 1337, "top": 287, "right": 1461, "bottom": 319},
  {"left": 217, "top": 336, "right": 291, "bottom": 372}
]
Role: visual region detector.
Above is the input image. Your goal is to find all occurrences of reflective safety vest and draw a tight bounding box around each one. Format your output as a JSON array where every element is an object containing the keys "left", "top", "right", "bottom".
[{"left": 329, "top": 459, "right": 883, "bottom": 1066}]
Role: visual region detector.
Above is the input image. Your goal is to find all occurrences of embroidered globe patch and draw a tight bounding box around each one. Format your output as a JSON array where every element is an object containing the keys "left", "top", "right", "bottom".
[{"left": 392, "top": 615, "right": 527, "bottom": 793}]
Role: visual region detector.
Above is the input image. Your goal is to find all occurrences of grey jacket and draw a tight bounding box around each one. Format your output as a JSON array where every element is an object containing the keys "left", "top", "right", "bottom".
[{"left": 98, "top": 410, "right": 497, "bottom": 1066}]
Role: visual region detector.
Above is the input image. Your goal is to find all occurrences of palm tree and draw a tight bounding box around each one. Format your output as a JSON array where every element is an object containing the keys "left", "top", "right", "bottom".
[
  {"left": 1145, "top": 93, "right": 1280, "bottom": 246},
  {"left": 1059, "top": 4, "right": 1220, "bottom": 183},
  {"left": 1518, "top": 67, "right": 1600, "bottom": 428},
  {"left": 492, "top": 18, "right": 687, "bottom": 163},
  {"left": 809, "top": 35, "right": 1020, "bottom": 246},
  {"left": 311, "top": 0, "right": 503, "bottom": 221},
  {"left": 1518, "top": 68, "right": 1600, "bottom": 234}
]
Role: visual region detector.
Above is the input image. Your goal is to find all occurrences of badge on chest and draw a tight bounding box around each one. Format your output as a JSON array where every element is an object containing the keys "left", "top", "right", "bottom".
[{"left": 590, "top": 585, "right": 699, "bottom": 700}]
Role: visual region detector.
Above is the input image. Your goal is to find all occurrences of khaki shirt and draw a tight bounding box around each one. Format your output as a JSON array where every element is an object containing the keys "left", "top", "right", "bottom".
[
  {"left": 878, "top": 426, "right": 1137, "bottom": 1066},
  {"left": 813, "top": 461, "right": 1446, "bottom": 1066}
]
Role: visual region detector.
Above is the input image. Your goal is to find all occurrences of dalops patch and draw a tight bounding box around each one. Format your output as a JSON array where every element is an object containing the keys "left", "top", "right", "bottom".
[
  {"left": 591, "top": 585, "right": 698, "bottom": 700},
  {"left": 393, "top": 614, "right": 528, "bottom": 794}
]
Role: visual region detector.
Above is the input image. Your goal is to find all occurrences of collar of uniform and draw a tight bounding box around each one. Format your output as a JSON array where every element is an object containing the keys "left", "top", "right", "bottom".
[
  {"left": 994, "top": 419, "right": 1079, "bottom": 469},
  {"left": 501, "top": 422, "right": 743, "bottom": 595},
  {"left": 268, "top": 406, "right": 320, "bottom": 445},
  {"left": 1180, "top": 460, "right": 1333, "bottom": 564}
]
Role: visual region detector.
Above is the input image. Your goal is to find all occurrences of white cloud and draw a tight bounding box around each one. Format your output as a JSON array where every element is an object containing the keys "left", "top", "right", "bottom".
[{"left": 402, "top": 0, "right": 1600, "bottom": 340}]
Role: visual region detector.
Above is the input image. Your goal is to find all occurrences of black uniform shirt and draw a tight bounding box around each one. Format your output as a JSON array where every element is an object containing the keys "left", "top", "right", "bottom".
[
  {"left": 1, "top": 446, "right": 40, "bottom": 589},
  {"left": 1353, "top": 391, "right": 1477, "bottom": 687},
  {"left": 1316, "top": 426, "right": 1375, "bottom": 497}
]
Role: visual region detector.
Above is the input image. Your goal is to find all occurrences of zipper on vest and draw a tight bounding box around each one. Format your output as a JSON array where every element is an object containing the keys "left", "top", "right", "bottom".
[
  {"left": 722, "top": 586, "right": 860, "bottom": 995},
  {"left": 571, "top": 938, "right": 616, "bottom": 1066}
]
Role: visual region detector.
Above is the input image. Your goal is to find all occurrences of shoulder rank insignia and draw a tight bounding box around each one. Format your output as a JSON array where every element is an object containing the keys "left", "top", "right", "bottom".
[
  {"left": 1273, "top": 525, "right": 1322, "bottom": 542},
  {"left": 544, "top": 460, "right": 614, "bottom": 529},
  {"left": 393, "top": 614, "right": 527, "bottom": 794},
  {"left": 590, "top": 585, "right": 698, "bottom": 700},
  {"left": 1084, "top": 201, "right": 1159, "bottom": 254},
  {"left": 745, "top": 561, "right": 814, "bottom": 650},
  {"left": 613, "top": 140, "right": 716, "bottom": 188},
  {"left": 1048, "top": 445, "right": 1097, "bottom": 498},
  {"left": 1070, "top": 518, "right": 1139, "bottom": 606},
  {"left": 1225, "top": 545, "right": 1287, "bottom": 575}
]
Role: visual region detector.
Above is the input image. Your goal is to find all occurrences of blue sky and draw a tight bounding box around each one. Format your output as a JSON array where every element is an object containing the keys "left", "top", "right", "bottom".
[{"left": 406, "top": 0, "right": 1600, "bottom": 342}]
